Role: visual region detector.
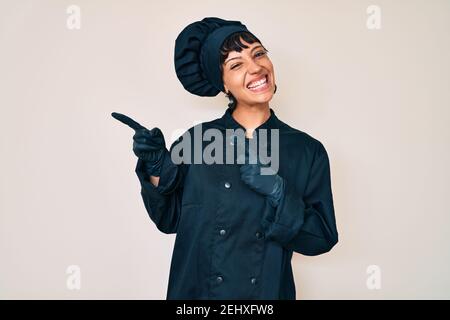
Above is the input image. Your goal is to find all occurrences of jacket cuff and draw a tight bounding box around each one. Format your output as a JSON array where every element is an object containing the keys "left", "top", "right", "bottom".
[{"left": 135, "top": 150, "right": 180, "bottom": 195}]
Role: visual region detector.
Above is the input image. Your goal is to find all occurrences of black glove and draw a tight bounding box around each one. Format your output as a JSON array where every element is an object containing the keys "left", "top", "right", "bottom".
[
  {"left": 111, "top": 112, "right": 167, "bottom": 177},
  {"left": 238, "top": 141, "right": 285, "bottom": 207}
]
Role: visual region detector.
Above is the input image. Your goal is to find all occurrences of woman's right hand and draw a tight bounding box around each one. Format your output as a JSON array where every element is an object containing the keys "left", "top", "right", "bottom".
[{"left": 112, "top": 112, "right": 167, "bottom": 177}]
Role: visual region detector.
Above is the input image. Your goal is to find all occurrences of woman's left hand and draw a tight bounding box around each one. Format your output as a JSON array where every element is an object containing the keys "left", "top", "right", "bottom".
[{"left": 238, "top": 146, "right": 285, "bottom": 207}]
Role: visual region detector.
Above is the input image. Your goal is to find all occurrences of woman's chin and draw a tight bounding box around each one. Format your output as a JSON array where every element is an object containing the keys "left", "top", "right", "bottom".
[{"left": 245, "top": 91, "right": 274, "bottom": 104}]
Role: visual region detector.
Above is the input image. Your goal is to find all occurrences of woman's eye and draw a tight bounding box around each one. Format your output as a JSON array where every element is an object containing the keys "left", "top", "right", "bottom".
[
  {"left": 255, "top": 51, "right": 267, "bottom": 57},
  {"left": 230, "top": 51, "right": 267, "bottom": 69}
]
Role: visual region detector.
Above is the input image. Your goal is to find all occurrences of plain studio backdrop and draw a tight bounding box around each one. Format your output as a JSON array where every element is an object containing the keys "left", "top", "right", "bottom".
[{"left": 1, "top": 0, "right": 449, "bottom": 299}]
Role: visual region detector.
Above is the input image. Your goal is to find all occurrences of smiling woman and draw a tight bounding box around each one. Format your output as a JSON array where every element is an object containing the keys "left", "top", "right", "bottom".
[
  {"left": 115, "top": 17, "right": 339, "bottom": 300},
  {"left": 219, "top": 32, "right": 277, "bottom": 112}
]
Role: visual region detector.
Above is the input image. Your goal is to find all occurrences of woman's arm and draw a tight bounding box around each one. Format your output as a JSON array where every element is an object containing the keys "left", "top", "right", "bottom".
[
  {"left": 263, "top": 141, "right": 339, "bottom": 256},
  {"left": 135, "top": 139, "right": 186, "bottom": 234}
]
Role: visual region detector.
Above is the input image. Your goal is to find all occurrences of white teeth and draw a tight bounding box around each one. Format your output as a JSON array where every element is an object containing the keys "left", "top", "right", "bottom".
[{"left": 247, "top": 76, "right": 267, "bottom": 89}]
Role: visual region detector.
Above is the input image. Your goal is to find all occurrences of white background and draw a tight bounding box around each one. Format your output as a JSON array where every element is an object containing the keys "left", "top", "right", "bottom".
[{"left": 1, "top": 0, "right": 449, "bottom": 299}]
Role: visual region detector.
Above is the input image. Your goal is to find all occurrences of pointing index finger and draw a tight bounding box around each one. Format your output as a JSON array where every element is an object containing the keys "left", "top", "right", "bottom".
[{"left": 111, "top": 112, "right": 145, "bottom": 131}]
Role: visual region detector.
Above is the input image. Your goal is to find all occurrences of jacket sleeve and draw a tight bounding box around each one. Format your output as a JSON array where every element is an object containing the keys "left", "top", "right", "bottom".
[
  {"left": 263, "top": 141, "right": 339, "bottom": 256},
  {"left": 135, "top": 138, "right": 186, "bottom": 234}
]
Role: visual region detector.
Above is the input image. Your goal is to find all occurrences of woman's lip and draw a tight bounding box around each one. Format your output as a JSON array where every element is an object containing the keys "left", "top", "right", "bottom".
[
  {"left": 246, "top": 75, "right": 267, "bottom": 88},
  {"left": 246, "top": 75, "right": 270, "bottom": 93}
]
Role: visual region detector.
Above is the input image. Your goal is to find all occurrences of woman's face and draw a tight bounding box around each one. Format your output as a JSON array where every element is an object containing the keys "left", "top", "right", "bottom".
[{"left": 222, "top": 38, "right": 276, "bottom": 107}]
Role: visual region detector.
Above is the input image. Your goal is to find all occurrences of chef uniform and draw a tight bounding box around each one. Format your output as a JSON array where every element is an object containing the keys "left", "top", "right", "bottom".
[{"left": 134, "top": 17, "right": 338, "bottom": 300}]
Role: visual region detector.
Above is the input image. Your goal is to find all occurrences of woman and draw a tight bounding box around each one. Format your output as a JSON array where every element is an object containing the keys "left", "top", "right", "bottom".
[{"left": 112, "top": 17, "right": 338, "bottom": 300}]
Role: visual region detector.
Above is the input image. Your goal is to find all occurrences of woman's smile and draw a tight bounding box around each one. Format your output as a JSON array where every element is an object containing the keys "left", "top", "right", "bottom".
[{"left": 246, "top": 74, "right": 270, "bottom": 93}]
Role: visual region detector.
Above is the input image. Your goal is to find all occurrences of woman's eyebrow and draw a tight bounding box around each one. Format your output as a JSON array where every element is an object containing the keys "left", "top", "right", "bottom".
[{"left": 225, "top": 45, "right": 264, "bottom": 65}]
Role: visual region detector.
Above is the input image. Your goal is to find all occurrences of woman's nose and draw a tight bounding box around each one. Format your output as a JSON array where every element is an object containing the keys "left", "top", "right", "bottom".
[{"left": 247, "top": 58, "right": 263, "bottom": 73}]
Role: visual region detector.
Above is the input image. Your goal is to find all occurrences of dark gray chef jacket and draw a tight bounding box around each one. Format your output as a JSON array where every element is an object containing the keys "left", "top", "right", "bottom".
[{"left": 134, "top": 107, "right": 338, "bottom": 300}]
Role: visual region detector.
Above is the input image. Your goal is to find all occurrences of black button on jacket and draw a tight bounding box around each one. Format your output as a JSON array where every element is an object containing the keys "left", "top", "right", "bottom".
[{"left": 134, "top": 108, "right": 338, "bottom": 299}]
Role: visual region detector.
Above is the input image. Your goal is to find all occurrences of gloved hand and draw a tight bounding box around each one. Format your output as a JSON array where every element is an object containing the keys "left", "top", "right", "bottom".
[
  {"left": 238, "top": 142, "right": 285, "bottom": 207},
  {"left": 111, "top": 112, "right": 167, "bottom": 177}
]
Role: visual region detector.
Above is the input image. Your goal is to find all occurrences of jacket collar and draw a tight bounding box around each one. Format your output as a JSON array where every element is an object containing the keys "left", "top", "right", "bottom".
[{"left": 221, "top": 107, "right": 280, "bottom": 131}]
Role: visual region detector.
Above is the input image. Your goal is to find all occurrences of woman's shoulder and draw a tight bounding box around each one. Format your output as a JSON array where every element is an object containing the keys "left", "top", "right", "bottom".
[{"left": 277, "top": 117, "right": 325, "bottom": 147}]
